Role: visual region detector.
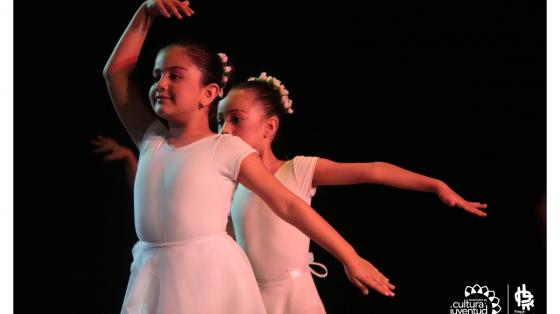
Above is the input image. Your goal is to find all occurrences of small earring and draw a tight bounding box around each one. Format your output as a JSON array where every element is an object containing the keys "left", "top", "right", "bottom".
[{"left": 198, "top": 103, "right": 205, "bottom": 110}]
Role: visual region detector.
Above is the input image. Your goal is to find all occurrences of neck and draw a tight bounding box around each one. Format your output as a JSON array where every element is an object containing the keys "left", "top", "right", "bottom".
[
  {"left": 258, "top": 145, "right": 284, "bottom": 174},
  {"left": 166, "top": 114, "right": 213, "bottom": 143}
]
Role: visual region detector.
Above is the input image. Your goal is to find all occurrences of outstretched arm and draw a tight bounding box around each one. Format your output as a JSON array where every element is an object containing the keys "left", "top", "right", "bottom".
[
  {"left": 238, "top": 153, "right": 396, "bottom": 297},
  {"left": 102, "top": 0, "right": 194, "bottom": 147},
  {"left": 313, "top": 159, "right": 488, "bottom": 217},
  {"left": 91, "top": 135, "right": 138, "bottom": 191}
]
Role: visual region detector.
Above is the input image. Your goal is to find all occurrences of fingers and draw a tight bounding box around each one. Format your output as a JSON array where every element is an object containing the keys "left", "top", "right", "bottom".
[
  {"left": 373, "top": 271, "right": 396, "bottom": 296},
  {"left": 90, "top": 135, "right": 105, "bottom": 145},
  {"left": 176, "top": 5, "right": 193, "bottom": 18},
  {"left": 91, "top": 141, "right": 111, "bottom": 150},
  {"left": 463, "top": 204, "right": 488, "bottom": 217},
  {"left": 378, "top": 271, "right": 393, "bottom": 287},
  {"left": 178, "top": 0, "right": 194, "bottom": 16},
  {"left": 443, "top": 195, "right": 489, "bottom": 217},
  {"left": 469, "top": 207, "right": 488, "bottom": 217},
  {"left": 469, "top": 202, "right": 488, "bottom": 211},
  {"left": 105, "top": 152, "right": 119, "bottom": 161},
  {"left": 157, "top": 1, "right": 172, "bottom": 18},
  {"left": 92, "top": 139, "right": 118, "bottom": 154},
  {"left": 359, "top": 275, "right": 396, "bottom": 297},
  {"left": 165, "top": 0, "right": 183, "bottom": 19},
  {"left": 459, "top": 200, "right": 488, "bottom": 217},
  {"left": 350, "top": 263, "right": 396, "bottom": 297},
  {"left": 159, "top": 0, "right": 194, "bottom": 19},
  {"left": 93, "top": 146, "right": 111, "bottom": 154},
  {"left": 350, "top": 276, "right": 370, "bottom": 295},
  {"left": 471, "top": 202, "right": 488, "bottom": 209},
  {"left": 346, "top": 258, "right": 396, "bottom": 297}
]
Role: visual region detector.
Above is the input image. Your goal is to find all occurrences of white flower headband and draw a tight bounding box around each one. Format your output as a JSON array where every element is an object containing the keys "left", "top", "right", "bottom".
[
  {"left": 217, "top": 52, "right": 232, "bottom": 98},
  {"left": 248, "top": 72, "right": 293, "bottom": 114}
]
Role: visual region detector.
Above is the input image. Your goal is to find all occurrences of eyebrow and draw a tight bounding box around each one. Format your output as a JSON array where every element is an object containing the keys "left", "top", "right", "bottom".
[
  {"left": 153, "top": 66, "right": 189, "bottom": 73},
  {"left": 226, "top": 109, "right": 247, "bottom": 114}
]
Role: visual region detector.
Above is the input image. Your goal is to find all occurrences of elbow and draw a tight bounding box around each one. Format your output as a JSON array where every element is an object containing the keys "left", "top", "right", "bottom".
[
  {"left": 273, "top": 206, "right": 294, "bottom": 224},
  {"left": 103, "top": 64, "right": 134, "bottom": 85},
  {"left": 368, "top": 162, "right": 385, "bottom": 183},
  {"left": 102, "top": 64, "right": 113, "bottom": 81},
  {"left": 103, "top": 57, "right": 137, "bottom": 81},
  {"left": 270, "top": 198, "right": 299, "bottom": 226},
  {"left": 103, "top": 60, "right": 122, "bottom": 81}
]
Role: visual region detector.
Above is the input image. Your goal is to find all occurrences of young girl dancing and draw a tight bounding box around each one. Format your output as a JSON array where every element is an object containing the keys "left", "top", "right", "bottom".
[
  {"left": 95, "top": 71, "right": 488, "bottom": 313},
  {"left": 217, "top": 73, "right": 488, "bottom": 313},
  {"left": 103, "top": 1, "right": 395, "bottom": 313}
]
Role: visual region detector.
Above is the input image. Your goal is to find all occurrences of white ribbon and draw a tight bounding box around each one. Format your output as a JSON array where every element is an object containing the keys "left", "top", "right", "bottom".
[{"left": 287, "top": 252, "right": 328, "bottom": 279}]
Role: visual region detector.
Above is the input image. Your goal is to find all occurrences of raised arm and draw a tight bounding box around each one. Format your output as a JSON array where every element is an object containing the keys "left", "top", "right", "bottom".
[
  {"left": 102, "top": 0, "right": 194, "bottom": 147},
  {"left": 313, "top": 159, "right": 488, "bottom": 217},
  {"left": 238, "top": 153, "right": 395, "bottom": 296}
]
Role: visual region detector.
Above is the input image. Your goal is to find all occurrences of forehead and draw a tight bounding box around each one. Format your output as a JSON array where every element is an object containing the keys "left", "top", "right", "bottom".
[
  {"left": 218, "top": 89, "right": 260, "bottom": 113},
  {"left": 154, "top": 46, "right": 196, "bottom": 69}
]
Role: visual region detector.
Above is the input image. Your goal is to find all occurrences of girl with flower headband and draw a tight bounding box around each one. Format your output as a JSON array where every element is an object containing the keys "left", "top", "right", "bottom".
[
  {"left": 217, "top": 73, "right": 488, "bottom": 313},
  {"left": 103, "top": 1, "right": 395, "bottom": 312}
]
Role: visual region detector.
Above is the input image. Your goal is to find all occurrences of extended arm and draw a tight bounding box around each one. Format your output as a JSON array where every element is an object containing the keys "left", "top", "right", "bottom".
[
  {"left": 313, "top": 159, "right": 487, "bottom": 217},
  {"left": 238, "top": 154, "right": 395, "bottom": 296}
]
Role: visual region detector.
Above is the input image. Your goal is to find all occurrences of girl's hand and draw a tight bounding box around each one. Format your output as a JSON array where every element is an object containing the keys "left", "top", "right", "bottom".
[
  {"left": 91, "top": 135, "right": 135, "bottom": 162},
  {"left": 437, "top": 182, "right": 488, "bottom": 217},
  {"left": 146, "top": 0, "right": 194, "bottom": 19},
  {"left": 344, "top": 255, "right": 396, "bottom": 297}
]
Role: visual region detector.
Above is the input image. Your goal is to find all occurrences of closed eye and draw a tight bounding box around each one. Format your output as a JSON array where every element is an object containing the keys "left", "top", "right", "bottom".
[{"left": 169, "top": 72, "right": 183, "bottom": 80}]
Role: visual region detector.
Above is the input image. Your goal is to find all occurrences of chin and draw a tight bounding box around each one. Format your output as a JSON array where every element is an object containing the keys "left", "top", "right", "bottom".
[{"left": 154, "top": 105, "right": 170, "bottom": 118}]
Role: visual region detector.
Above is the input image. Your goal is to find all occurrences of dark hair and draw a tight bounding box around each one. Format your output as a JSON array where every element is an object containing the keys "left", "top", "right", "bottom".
[
  {"left": 161, "top": 41, "right": 234, "bottom": 130},
  {"left": 231, "top": 79, "right": 289, "bottom": 145}
]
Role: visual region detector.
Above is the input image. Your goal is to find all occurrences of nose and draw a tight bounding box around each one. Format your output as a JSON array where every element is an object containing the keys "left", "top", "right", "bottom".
[
  {"left": 155, "top": 76, "right": 168, "bottom": 91},
  {"left": 221, "top": 121, "right": 232, "bottom": 135}
]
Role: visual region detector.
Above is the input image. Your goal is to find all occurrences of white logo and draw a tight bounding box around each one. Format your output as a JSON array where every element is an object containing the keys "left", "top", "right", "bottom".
[
  {"left": 464, "top": 284, "right": 502, "bottom": 314},
  {"left": 514, "top": 284, "right": 534, "bottom": 311}
]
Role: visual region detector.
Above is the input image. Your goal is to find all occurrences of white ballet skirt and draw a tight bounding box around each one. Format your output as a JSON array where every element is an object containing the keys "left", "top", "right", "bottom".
[
  {"left": 231, "top": 156, "right": 328, "bottom": 314},
  {"left": 257, "top": 252, "right": 328, "bottom": 314},
  {"left": 121, "top": 121, "right": 266, "bottom": 314}
]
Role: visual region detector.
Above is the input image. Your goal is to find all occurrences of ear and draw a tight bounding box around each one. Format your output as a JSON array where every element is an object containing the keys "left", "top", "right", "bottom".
[
  {"left": 200, "top": 83, "right": 221, "bottom": 107},
  {"left": 265, "top": 115, "right": 279, "bottom": 138}
]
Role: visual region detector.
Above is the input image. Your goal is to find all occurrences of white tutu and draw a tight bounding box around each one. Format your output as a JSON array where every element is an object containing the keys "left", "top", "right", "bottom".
[
  {"left": 257, "top": 253, "right": 328, "bottom": 314},
  {"left": 121, "top": 232, "right": 266, "bottom": 314}
]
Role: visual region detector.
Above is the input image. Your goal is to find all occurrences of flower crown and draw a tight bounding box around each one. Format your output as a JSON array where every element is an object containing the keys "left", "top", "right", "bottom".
[
  {"left": 217, "top": 52, "right": 232, "bottom": 98},
  {"left": 248, "top": 72, "right": 293, "bottom": 114}
]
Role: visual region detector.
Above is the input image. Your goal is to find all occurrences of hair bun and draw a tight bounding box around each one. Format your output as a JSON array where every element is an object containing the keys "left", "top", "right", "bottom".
[{"left": 247, "top": 72, "right": 293, "bottom": 114}]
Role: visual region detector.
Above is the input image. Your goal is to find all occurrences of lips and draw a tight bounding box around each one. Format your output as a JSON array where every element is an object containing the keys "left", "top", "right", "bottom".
[{"left": 155, "top": 95, "right": 172, "bottom": 102}]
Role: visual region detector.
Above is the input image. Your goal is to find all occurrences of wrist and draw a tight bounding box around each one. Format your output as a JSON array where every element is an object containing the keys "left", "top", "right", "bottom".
[
  {"left": 338, "top": 245, "right": 359, "bottom": 265},
  {"left": 125, "top": 149, "right": 137, "bottom": 162},
  {"left": 142, "top": 1, "right": 158, "bottom": 18},
  {"left": 433, "top": 179, "right": 447, "bottom": 194}
]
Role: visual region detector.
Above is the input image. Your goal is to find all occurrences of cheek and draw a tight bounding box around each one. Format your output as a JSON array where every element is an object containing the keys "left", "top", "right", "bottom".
[
  {"left": 235, "top": 131, "right": 259, "bottom": 148},
  {"left": 148, "top": 85, "right": 156, "bottom": 104},
  {"left": 241, "top": 123, "right": 264, "bottom": 141},
  {"left": 230, "top": 125, "right": 249, "bottom": 138},
  {"left": 174, "top": 86, "right": 198, "bottom": 103}
]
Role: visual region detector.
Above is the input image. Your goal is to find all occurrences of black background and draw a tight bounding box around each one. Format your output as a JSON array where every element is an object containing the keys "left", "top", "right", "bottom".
[{"left": 16, "top": 0, "right": 546, "bottom": 312}]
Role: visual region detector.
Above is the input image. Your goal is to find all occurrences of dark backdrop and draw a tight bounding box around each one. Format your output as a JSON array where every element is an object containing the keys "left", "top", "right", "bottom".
[{"left": 17, "top": 0, "right": 545, "bottom": 312}]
